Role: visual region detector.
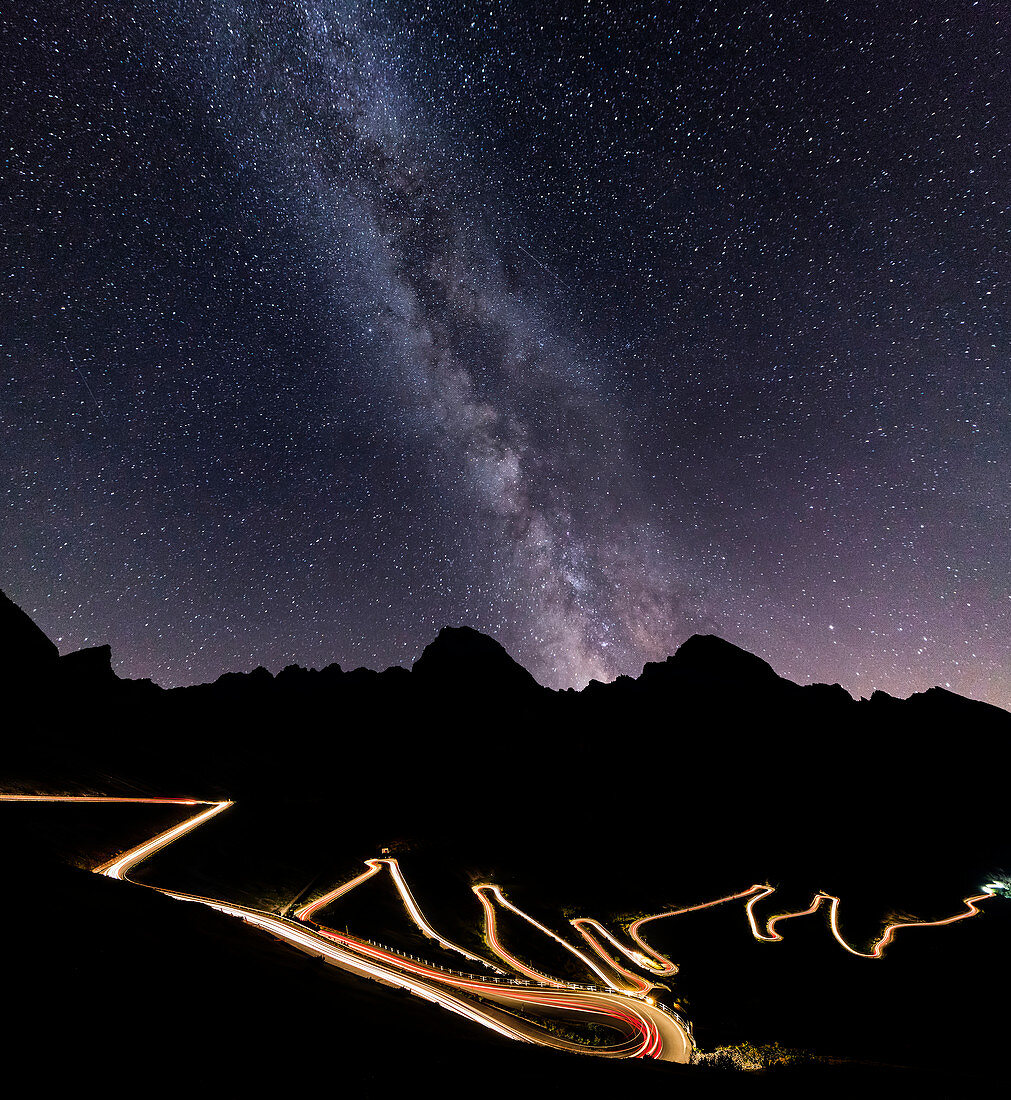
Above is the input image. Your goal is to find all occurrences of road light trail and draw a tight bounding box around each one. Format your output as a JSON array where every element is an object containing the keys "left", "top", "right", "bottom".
[
  {"left": 0, "top": 795, "right": 206, "bottom": 803},
  {"left": 569, "top": 919, "right": 659, "bottom": 994},
  {"left": 627, "top": 884, "right": 773, "bottom": 975},
  {"left": 297, "top": 858, "right": 506, "bottom": 973},
  {"left": 94, "top": 800, "right": 234, "bottom": 880},
  {"left": 379, "top": 859, "right": 506, "bottom": 972},
  {"left": 745, "top": 885, "right": 799, "bottom": 941},
  {"left": 293, "top": 862, "right": 383, "bottom": 920},
  {"left": 472, "top": 882, "right": 566, "bottom": 986},
  {"left": 205, "top": 897, "right": 533, "bottom": 1045},
  {"left": 0, "top": 793, "right": 690, "bottom": 1061},
  {"left": 0, "top": 795, "right": 233, "bottom": 881},
  {"left": 213, "top": 902, "right": 539, "bottom": 1045},
  {"left": 631, "top": 882, "right": 998, "bottom": 962},
  {"left": 305, "top": 923, "right": 686, "bottom": 1058},
  {"left": 473, "top": 884, "right": 631, "bottom": 993},
  {"left": 821, "top": 891, "right": 996, "bottom": 958},
  {"left": 5, "top": 792, "right": 999, "bottom": 1061}
]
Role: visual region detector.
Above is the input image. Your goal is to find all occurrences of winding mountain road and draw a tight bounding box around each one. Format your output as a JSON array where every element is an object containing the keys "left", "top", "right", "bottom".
[{"left": 3, "top": 792, "right": 999, "bottom": 1062}]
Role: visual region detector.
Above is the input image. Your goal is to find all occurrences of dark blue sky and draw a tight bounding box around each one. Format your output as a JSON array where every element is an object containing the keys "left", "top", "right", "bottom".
[{"left": 3, "top": 1, "right": 1007, "bottom": 706}]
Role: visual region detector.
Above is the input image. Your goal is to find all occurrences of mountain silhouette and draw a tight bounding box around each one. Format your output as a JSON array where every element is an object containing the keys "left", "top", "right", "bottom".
[
  {"left": 640, "top": 633, "right": 788, "bottom": 693},
  {"left": 413, "top": 626, "right": 543, "bottom": 694},
  {"left": 1, "top": 588, "right": 59, "bottom": 674},
  {"left": 2, "top": 586, "right": 1006, "bottom": 720},
  {"left": 4, "top": 583, "right": 1006, "bottom": 806}
]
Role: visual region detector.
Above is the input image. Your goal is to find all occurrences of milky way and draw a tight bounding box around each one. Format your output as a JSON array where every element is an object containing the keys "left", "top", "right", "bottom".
[
  {"left": 2, "top": 2, "right": 1008, "bottom": 703},
  {"left": 193, "top": 1, "right": 711, "bottom": 686}
]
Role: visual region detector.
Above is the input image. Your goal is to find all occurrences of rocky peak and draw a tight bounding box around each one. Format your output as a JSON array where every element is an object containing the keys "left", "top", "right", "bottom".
[
  {"left": 412, "top": 626, "right": 541, "bottom": 694},
  {"left": 0, "top": 588, "right": 59, "bottom": 676}
]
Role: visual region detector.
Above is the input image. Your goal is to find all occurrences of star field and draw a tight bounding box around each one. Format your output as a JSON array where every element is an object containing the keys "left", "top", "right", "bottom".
[{"left": 2, "top": 1, "right": 1008, "bottom": 707}]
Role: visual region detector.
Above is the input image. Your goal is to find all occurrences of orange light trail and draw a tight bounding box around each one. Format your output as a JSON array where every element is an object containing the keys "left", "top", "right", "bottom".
[
  {"left": 293, "top": 861, "right": 384, "bottom": 920},
  {"left": 0, "top": 793, "right": 691, "bottom": 1061},
  {"left": 472, "top": 882, "right": 566, "bottom": 986},
  {"left": 627, "top": 884, "right": 773, "bottom": 975},
  {"left": 472, "top": 884, "right": 623, "bottom": 989},
  {"left": 569, "top": 919, "right": 659, "bottom": 993},
  {"left": 297, "top": 858, "right": 506, "bottom": 973},
  {"left": 632, "top": 882, "right": 997, "bottom": 961},
  {"left": 821, "top": 891, "right": 995, "bottom": 958},
  {"left": 94, "top": 800, "right": 234, "bottom": 880}
]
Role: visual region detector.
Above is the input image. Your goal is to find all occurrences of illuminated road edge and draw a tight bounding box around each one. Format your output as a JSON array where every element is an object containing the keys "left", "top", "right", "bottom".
[{"left": 3, "top": 794, "right": 1003, "bottom": 1062}]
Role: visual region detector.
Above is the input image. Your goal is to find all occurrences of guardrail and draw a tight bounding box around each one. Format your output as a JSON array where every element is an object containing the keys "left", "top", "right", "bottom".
[
  {"left": 262, "top": 912, "right": 693, "bottom": 1012},
  {"left": 334, "top": 932, "right": 605, "bottom": 991},
  {"left": 276, "top": 915, "right": 607, "bottom": 991}
]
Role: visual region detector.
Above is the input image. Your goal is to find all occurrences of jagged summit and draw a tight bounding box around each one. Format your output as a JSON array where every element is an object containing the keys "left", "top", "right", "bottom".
[
  {"left": 636, "top": 632, "right": 792, "bottom": 696},
  {"left": 412, "top": 625, "right": 542, "bottom": 693},
  {"left": 59, "top": 644, "right": 116, "bottom": 682},
  {"left": 878, "top": 682, "right": 1009, "bottom": 719},
  {"left": 670, "top": 633, "right": 782, "bottom": 683},
  {"left": 0, "top": 588, "right": 59, "bottom": 674},
  {"left": 1, "top": 590, "right": 122, "bottom": 687}
]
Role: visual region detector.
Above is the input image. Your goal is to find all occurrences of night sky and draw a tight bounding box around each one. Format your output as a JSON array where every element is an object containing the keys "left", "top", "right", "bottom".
[{"left": 3, "top": 1, "right": 1008, "bottom": 707}]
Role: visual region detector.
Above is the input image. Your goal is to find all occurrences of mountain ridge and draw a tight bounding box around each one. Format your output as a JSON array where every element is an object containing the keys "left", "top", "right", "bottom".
[{"left": 1, "top": 587, "right": 1005, "bottom": 716}]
